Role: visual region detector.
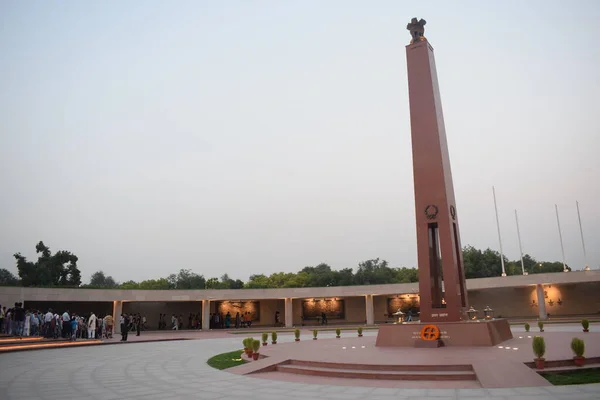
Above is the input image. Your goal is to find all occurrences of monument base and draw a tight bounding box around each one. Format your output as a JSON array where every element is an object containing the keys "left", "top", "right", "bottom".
[{"left": 375, "top": 319, "right": 512, "bottom": 347}]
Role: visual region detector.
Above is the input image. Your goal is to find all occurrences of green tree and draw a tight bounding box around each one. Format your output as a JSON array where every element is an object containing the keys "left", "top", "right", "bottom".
[
  {"left": 138, "top": 278, "right": 172, "bottom": 289},
  {"left": 205, "top": 277, "right": 221, "bottom": 289},
  {"left": 354, "top": 258, "right": 395, "bottom": 285},
  {"left": 167, "top": 269, "right": 206, "bottom": 289},
  {"left": 300, "top": 263, "right": 338, "bottom": 287},
  {"left": 120, "top": 280, "right": 140, "bottom": 289},
  {"left": 462, "top": 246, "right": 510, "bottom": 279},
  {"left": 0, "top": 268, "right": 20, "bottom": 286},
  {"left": 394, "top": 267, "right": 419, "bottom": 283},
  {"left": 87, "top": 270, "right": 118, "bottom": 288},
  {"left": 14, "top": 241, "right": 81, "bottom": 287},
  {"left": 245, "top": 274, "right": 272, "bottom": 289}
]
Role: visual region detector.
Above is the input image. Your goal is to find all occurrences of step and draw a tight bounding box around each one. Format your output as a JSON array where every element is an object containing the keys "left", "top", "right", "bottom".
[
  {"left": 276, "top": 364, "right": 477, "bottom": 381},
  {"left": 0, "top": 339, "right": 69, "bottom": 347},
  {"left": 289, "top": 359, "right": 473, "bottom": 372}
]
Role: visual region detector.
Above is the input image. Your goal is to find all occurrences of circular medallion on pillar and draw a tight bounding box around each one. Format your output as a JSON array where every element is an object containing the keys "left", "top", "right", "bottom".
[{"left": 424, "top": 205, "right": 439, "bottom": 220}]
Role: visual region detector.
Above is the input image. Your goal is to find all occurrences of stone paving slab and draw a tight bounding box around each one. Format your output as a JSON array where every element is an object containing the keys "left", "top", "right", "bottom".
[{"left": 0, "top": 328, "right": 597, "bottom": 399}]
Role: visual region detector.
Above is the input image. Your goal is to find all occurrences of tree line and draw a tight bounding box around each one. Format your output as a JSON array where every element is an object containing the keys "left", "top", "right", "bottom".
[{"left": 0, "top": 241, "right": 570, "bottom": 289}]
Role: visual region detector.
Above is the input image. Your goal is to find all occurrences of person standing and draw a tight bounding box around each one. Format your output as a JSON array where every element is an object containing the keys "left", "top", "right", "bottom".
[
  {"left": 88, "top": 312, "right": 97, "bottom": 339},
  {"left": 70, "top": 317, "right": 78, "bottom": 341},
  {"left": 61, "top": 310, "right": 71, "bottom": 339},
  {"left": 14, "top": 303, "right": 26, "bottom": 337},
  {"left": 120, "top": 314, "right": 128, "bottom": 341},
  {"left": 0, "top": 305, "right": 5, "bottom": 334},
  {"left": 136, "top": 314, "right": 141, "bottom": 336},
  {"left": 104, "top": 314, "right": 113, "bottom": 338},
  {"left": 43, "top": 309, "right": 53, "bottom": 338}
]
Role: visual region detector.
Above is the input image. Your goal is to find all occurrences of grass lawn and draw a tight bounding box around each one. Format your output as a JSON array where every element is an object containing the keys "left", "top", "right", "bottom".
[
  {"left": 206, "top": 350, "right": 247, "bottom": 370},
  {"left": 541, "top": 368, "right": 600, "bottom": 385}
]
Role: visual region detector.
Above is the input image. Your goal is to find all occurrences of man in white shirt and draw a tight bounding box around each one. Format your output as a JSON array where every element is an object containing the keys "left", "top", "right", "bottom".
[
  {"left": 62, "top": 311, "right": 70, "bottom": 338},
  {"left": 44, "top": 309, "right": 53, "bottom": 338},
  {"left": 88, "top": 312, "right": 97, "bottom": 339}
]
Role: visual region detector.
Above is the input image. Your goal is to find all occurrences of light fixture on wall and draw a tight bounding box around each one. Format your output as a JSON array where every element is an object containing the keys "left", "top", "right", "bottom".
[
  {"left": 557, "top": 298, "right": 563, "bottom": 306},
  {"left": 548, "top": 299, "right": 554, "bottom": 307},
  {"left": 531, "top": 299, "right": 537, "bottom": 307}
]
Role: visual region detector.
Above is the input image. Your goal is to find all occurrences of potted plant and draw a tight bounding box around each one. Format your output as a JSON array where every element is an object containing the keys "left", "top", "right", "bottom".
[
  {"left": 262, "top": 332, "right": 268, "bottom": 346},
  {"left": 358, "top": 327, "right": 363, "bottom": 337},
  {"left": 538, "top": 321, "right": 544, "bottom": 332},
  {"left": 245, "top": 337, "right": 254, "bottom": 357},
  {"left": 294, "top": 328, "right": 300, "bottom": 341},
  {"left": 571, "top": 338, "right": 585, "bottom": 367},
  {"left": 271, "top": 331, "right": 278, "bottom": 345},
  {"left": 252, "top": 339, "right": 261, "bottom": 360},
  {"left": 243, "top": 337, "right": 253, "bottom": 356},
  {"left": 524, "top": 323, "right": 530, "bottom": 332},
  {"left": 336, "top": 328, "right": 341, "bottom": 338},
  {"left": 532, "top": 336, "right": 546, "bottom": 369},
  {"left": 313, "top": 329, "right": 318, "bottom": 340},
  {"left": 582, "top": 319, "right": 590, "bottom": 333}
]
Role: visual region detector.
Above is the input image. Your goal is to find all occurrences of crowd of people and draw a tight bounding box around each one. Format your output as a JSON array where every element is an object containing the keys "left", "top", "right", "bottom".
[
  {"left": 0, "top": 302, "right": 115, "bottom": 340},
  {"left": 0, "top": 303, "right": 283, "bottom": 339},
  {"left": 209, "top": 311, "right": 257, "bottom": 329},
  {"left": 156, "top": 311, "right": 263, "bottom": 330}
]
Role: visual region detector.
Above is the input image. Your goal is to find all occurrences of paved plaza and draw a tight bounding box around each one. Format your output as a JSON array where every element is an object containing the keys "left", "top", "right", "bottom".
[{"left": 0, "top": 326, "right": 599, "bottom": 400}]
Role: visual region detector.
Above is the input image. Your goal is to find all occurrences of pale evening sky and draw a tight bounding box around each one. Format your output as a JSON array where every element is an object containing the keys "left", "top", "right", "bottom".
[{"left": 1, "top": 0, "right": 599, "bottom": 283}]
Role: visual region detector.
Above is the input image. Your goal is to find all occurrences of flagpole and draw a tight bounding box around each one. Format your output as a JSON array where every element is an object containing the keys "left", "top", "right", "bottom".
[
  {"left": 492, "top": 186, "right": 507, "bottom": 277},
  {"left": 576, "top": 201, "right": 589, "bottom": 271},
  {"left": 555, "top": 204, "right": 569, "bottom": 272},
  {"left": 515, "top": 209, "right": 527, "bottom": 275}
]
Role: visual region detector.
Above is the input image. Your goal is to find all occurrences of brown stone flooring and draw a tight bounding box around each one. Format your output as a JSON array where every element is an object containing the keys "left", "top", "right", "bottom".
[{"left": 229, "top": 328, "right": 600, "bottom": 389}]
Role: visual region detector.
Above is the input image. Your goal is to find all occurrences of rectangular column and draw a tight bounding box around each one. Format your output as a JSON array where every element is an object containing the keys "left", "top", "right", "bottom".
[
  {"left": 536, "top": 284, "right": 547, "bottom": 320},
  {"left": 202, "top": 300, "right": 210, "bottom": 330},
  {"left": 284, "top": 298, "right": 293, "bottom": 328},
  {"left": 112, "top": 300, "right": 123, "bottom": 334},
  {"left": 365, "top": 295, "right": 375, "bottom": 325}
]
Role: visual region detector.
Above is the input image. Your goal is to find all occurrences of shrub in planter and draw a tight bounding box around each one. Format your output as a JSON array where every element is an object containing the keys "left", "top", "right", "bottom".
[
  {"left": 271, "top": 331, "right": 278, "bottom": 344},
  {"left": 571, "top": 338, "right": 585, "bottom": 367},
  {"left": 335, "top": 328, "right": 341, "bottom": 338},
  {"left": 538, "top": 321, "right": 544, "bottom": 332},
  {"left": 582, "top": 319, "right": 590, "bottom": 333},
  {"left": 313, "top": 329, "right": 318, "bottom": 340},
  {"left": 524, "top": 323, "right": 530, "bottom": 332},
  {"left": 262, "top": 332, "right": 268, "bottom": 346},
  {"left": 243, "top": 337, "right": 252, "bottom": 355},
  {"left": 244, "top": 337, "right": 254, "bottom": 356},
  {"left": 294, "top": 328, "right": 300, "bottom": 341},
  {"left": 252, "top": 339, "right": 261, "bottom": 361},
  {"left": 532, "top": 336, "right": 546, "bottom": 369},
  {"left": 358, "top": 327, "right": 363, "bottom": 337}
]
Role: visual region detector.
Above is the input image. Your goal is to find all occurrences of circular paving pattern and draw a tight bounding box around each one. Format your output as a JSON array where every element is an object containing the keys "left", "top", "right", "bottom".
[{"left": 0, "top": 328, "right": 599, "bottom": 400}]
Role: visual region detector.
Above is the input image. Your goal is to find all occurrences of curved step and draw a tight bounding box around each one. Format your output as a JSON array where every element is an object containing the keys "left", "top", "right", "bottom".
[
  {"left": 276, "top": 364, "right": 477, "bottom": 381},
  {"left": 289, "top": 359, "right": 473, "bottom": 372}
]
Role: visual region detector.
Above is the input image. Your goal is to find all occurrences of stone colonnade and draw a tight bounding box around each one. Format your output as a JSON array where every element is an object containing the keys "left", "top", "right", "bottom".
[{"left": 112, "top": 294, "right": 379, "bottom": 333}]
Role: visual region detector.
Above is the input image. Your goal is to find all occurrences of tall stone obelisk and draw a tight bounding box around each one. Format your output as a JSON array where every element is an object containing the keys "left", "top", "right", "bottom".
[
  {"left": 376, "top": 20, "right": 513, "bottom": 346},
  {"left": 406, "top": 18, "right": 468, "bottom": 323}
]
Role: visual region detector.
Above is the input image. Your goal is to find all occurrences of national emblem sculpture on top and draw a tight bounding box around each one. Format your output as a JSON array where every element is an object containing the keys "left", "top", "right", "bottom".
[{"left": 375, "top": 18, "right": 513, "bottom": 347}]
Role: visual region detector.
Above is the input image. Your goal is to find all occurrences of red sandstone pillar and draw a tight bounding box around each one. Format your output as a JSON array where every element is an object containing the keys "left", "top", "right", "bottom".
[{"left": 407, "top": 39, "right": 468, "bottom": 323}]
